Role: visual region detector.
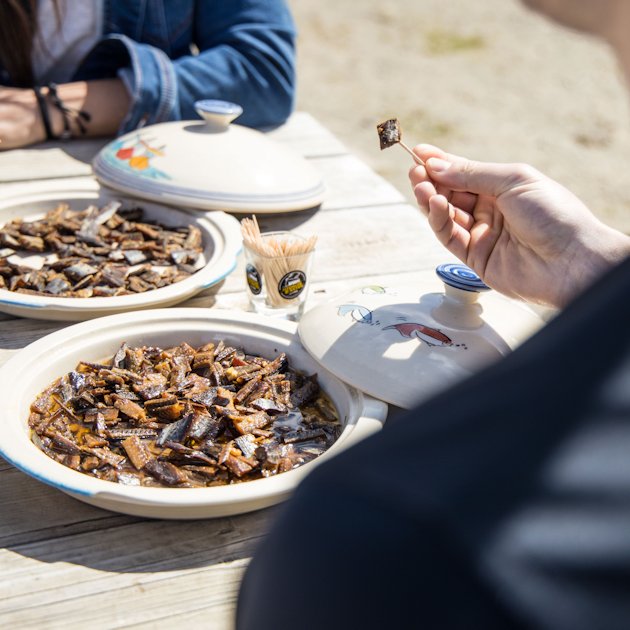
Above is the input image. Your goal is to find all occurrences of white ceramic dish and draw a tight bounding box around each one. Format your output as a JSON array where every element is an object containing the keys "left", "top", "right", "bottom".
[
  {"left": 92, "top": 101, "right": 326, "bottom": 213},
  {"left": 0, "top": 309, "right": 387, "bottom": 519},
  {"left": 0, "top": 188, "right": 242, "bottom": 320}
]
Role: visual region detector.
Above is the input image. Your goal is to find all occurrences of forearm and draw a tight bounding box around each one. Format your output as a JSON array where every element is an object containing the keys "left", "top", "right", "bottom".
[
  {"left": 562, "top": 222, "right": 630, "bottom": 308},
  {"left": 0, "top": 80, "right": 129, "bottom": 150},
  {"left": 45, "top": 79, "right": 130, "bottom": 140}
]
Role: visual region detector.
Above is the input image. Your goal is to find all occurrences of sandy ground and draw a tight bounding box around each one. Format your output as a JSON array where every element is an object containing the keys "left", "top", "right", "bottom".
[{"left": 289, "top": 0, "right": 630, "bottom": 234}]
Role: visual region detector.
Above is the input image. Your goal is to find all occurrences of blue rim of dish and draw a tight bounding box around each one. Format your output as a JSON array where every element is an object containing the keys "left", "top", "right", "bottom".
[
  {"left": 0, "top": 297, "right": 46, "bottom": 308},
  {"left": 0, "top": 451, "right": 93, "bottom": 496},
  {"left": 436, "top": 263, "right": 490, "bottom": 293}
]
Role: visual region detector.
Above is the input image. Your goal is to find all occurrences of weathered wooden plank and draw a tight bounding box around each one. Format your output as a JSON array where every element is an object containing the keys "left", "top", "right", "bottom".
[
  {"left": 0, "top": 465, "right": 142, "bottom": 547},
  {"left": 0, "top": 557, "right": 248, "bottom": 629},
  {"left": 0, "top": 318, "right": 69, "bottom": 369},
  {"left": 121, "top": 566, "right": 244, "bottom": 630},
  {"left": 266, "top": 111, "right": 349, "bottom": 157},
  {"left": 0, "top": 142, "right": 105, "bottom": 184},
  {"left": 0, "top": 318, "right": 68, "bottom": 349},
  {"left": 0, "top": 513, "right": 272, "bottom": 609},
  {"left": 0, "top": 175, "right": 99, "bottom": 203},
  {"left": 316, "top": 152, "right": 405, "bottom": 210}
]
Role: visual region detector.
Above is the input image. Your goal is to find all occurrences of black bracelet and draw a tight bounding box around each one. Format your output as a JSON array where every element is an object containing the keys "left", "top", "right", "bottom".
[
  {"left": 33, "top": 85, "right": 55, "bottom": 141},
  {"left": 46, "top": 83, "right": 92, "bottom": 139}
]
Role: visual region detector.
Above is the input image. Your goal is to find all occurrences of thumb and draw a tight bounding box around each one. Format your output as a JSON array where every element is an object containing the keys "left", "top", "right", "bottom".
[{"left": 426, "top": 156, "right": 537, "bottom": 197}]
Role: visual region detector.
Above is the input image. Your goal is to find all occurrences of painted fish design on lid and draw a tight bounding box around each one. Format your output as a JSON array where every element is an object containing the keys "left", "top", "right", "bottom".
[{"left": 384, "top": 322, "right": 453, "bottom": 347}]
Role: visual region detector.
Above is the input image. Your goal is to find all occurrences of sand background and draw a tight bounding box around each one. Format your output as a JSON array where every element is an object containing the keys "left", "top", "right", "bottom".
[{"left": 289, "top": 0, "right": 630, "bottom": 234}]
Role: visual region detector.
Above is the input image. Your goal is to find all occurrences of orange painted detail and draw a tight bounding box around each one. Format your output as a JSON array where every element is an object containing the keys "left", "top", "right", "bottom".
[{"left": 129, "top": 155, "right": 150, "bottom": 170}]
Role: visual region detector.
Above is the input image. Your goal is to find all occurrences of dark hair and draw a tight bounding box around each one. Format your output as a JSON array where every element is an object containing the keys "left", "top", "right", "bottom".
[{"left": 0, "top": 0, "right": 60, "bottom": 87}]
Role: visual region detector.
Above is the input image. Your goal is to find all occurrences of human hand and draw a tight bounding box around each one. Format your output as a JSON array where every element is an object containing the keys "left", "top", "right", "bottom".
[
  {"left": 0, "top": 87, "right": 46, "bottom": 150},
  {"left": 410, "top": 144, "right": 630, "bottom": 308}
]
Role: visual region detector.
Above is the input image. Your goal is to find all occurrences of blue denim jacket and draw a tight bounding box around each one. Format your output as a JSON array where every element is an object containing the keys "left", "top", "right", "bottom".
[{"left": 36, "top": 0, "right": 296, "bottom": 132}]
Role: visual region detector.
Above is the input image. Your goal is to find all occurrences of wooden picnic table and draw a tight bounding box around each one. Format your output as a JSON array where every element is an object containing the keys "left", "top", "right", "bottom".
[{"left": 0, "top": 112, "right": 456, "bottom": 629}]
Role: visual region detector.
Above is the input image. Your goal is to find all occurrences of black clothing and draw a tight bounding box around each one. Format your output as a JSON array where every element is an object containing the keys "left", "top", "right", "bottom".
[{"left": 237, "top": 257, "right": 630, "bottom": 630}]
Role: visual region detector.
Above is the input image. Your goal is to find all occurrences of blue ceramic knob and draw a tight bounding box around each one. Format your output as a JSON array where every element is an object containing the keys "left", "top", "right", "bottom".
[{"left": 436, "top": 263, "right": 490, "bottom": 293}]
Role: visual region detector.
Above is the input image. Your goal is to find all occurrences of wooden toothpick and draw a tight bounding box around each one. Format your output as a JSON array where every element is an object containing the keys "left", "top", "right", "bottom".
[{"left": 376, "top": 118, "right": 425, "bottom": 166}]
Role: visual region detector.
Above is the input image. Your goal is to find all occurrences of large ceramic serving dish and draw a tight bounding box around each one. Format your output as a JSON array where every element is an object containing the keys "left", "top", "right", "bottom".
[
  {"left": 93, "top": 100, "right": 326, "bottom": 213},
  {"left": 0, "top": 187, "right": 242, "bottom": 320},
  {"left": 0, "top": 309, "right": 387, "bottom": 519}
]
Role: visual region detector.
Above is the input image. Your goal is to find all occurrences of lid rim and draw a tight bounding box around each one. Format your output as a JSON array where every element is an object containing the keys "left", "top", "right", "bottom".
[
  {"left": 92, "top": 119, "right": 326, "bottom": 213},
  {"left": 95, "top": 158, "right": 326, "bottom": 203},
  {"left": 297, "top": 281, "right": 544, "bottom": 409}
]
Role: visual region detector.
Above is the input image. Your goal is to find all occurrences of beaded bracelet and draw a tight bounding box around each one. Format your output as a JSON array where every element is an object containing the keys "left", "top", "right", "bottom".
[
  {"left": 47, "top": 83, "right": 91, "bottom": 139},
  {"left": 33, "top": 83, "right": 92, "bottom": 141}
]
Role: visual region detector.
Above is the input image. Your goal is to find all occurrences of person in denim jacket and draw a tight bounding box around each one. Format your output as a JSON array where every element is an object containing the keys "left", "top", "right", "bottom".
[{"left": 0, "top": 0, "right": 296, "bottom": 149}]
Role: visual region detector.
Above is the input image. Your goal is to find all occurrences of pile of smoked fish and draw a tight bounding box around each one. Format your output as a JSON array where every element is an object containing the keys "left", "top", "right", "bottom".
[
  {"left": 29, "top": 340, "right": 341, "bottom": 487},
  {"left": 0, "top": 202, "right": 203, "bottom": 298}
]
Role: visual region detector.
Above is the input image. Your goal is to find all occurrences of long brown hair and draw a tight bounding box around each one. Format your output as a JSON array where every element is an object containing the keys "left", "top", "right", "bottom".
[{"left": 0, "top": 0, "right": 61, "bottom": 87}]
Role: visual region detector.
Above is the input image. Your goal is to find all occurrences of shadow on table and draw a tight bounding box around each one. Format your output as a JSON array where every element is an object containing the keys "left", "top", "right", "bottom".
[
  {"left": 0, "top": 458, "right": 277, "bottom": 572},
  {"left": 0, "top": 139, "right": 110, "bottom": 185},
  {"left": 248, "top": 206, "right": 321, "bottom": 232},
  {"left": 0, "top": 288, "right": 221, "bottom": 352},
  {"left": 47, "top": 138, "right": 111, "bottom": 166},
  {"left": 0, "top": 318, "right": 67, "bottom": 350}
]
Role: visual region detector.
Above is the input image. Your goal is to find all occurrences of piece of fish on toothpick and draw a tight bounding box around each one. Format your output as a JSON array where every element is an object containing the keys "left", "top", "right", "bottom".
[{"left": 376, "top": 118, "right": 424, "bottom": 166}]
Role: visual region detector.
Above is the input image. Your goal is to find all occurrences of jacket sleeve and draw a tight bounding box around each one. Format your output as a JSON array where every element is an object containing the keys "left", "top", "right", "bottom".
[{"left": 78, "top": 0, "right": 296, "bottom": 131}]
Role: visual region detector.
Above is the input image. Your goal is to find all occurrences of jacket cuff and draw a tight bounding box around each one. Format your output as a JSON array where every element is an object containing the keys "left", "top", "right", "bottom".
[{"left": 79, "top": 34, "right": 179, "bottom": 134}]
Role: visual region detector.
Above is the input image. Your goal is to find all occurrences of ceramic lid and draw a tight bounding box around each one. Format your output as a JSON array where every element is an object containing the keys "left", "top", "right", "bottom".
[
  {"left": 93, "top": 100, "right": 326, "bottom": 213},
  {"left": 298, "top": 263, "right": 545, "bottom": 409}
]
